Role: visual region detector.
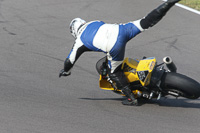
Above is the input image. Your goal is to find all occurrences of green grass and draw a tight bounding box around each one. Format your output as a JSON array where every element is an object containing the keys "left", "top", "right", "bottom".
[{"left": 180, "top": 0, "right": 200, "bottom": 11}]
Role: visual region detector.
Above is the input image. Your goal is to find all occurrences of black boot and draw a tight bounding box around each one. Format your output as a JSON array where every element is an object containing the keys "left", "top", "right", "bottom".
[
  {"left": 121, "top": 85, "right": 138, "bottom": 106},
  {"left": 109, "top": 68, "right": 138, "bottom": 106}
]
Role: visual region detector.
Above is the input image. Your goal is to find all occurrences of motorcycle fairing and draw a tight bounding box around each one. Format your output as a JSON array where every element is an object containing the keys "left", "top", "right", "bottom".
[
  {"left": 99, "top": 75, "right": 114, "bottom": 90},
  {"left": 136, "top": 57, "right": 156, "bottom": 86},
  {"left": 121, "top": 58, "right": 140, "bottom": 83},
  {"left": 99, "top": 57, "right": 156, "bottom": 90}
]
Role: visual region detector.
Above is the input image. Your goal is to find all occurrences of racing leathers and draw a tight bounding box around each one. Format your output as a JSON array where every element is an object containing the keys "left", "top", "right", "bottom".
[{"left": 60, "top": 0, "right": 181, "bottom": 105}]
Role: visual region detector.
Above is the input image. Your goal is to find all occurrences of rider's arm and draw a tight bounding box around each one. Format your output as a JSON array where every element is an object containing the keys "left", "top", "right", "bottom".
[
  {"left": 140, "top": 0, "right": 180, "bottom": 29},
  {"left": 60, "top": 38, "right": 91, "bottom": 77},
  {"left": 64, "top": 43, "right": 91, "bottom": 72}
]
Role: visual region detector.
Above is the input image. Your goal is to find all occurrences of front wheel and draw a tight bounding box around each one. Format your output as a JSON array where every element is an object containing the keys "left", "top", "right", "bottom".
[{"left": 161, "top": 72, "right": 200, "bottom": 99}]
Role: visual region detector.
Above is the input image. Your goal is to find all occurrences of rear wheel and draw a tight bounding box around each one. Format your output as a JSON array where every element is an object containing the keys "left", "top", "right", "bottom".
[{"left": 161, "top": 72, "right": 200, "bottom": 99}]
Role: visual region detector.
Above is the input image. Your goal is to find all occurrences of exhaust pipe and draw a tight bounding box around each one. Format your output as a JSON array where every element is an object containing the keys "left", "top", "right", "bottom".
[{"left": 163, "top": 56, "right": 177, "bottom": 72}]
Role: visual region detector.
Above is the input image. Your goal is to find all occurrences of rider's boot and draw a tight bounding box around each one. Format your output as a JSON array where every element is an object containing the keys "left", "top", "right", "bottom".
[
  {"left": 108, "top": 68, "right": 138, "bottom": 106},
  {"left": 121, "top": 85, "right": 138, "bottom": 106}
]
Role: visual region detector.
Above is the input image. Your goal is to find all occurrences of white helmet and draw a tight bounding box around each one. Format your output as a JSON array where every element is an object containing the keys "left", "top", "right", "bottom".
[{"left": 70, "top": 18, "right": 86, "bottom": 38}]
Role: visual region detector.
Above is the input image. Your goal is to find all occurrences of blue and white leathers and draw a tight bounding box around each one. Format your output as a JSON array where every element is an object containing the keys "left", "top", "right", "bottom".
[{"left": 67, "top": 20, "right": 144, "bottom": 73}]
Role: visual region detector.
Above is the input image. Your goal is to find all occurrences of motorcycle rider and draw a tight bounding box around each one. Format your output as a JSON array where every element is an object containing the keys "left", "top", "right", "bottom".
[{"left": 59, "top": 0, "right": 181, "bottom": 106}]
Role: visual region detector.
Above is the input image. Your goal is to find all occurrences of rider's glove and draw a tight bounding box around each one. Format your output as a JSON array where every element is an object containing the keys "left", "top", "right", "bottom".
[{"left": 59, "top": 69, "right": 71, "bottom": 78}]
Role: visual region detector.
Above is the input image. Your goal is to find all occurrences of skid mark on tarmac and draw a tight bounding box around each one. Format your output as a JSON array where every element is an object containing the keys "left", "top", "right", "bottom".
[{"left": 3, "top": 27, "right": 17, "bottom": 35}]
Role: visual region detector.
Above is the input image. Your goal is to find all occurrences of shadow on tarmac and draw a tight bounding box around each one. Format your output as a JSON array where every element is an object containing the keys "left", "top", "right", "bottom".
[{"left": 79, "top": 97, "right": 200, "bottom": 108}]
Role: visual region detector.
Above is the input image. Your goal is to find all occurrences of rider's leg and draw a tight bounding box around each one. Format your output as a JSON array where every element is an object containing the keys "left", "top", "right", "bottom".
[{"left": 140, "top": 0, "right": 181, "bottom": 29}]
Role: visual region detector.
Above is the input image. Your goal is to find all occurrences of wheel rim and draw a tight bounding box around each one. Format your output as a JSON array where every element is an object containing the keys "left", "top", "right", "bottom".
[
  {"left": 165, "top": 88, "right": 196, "bottom": 99},
  {"left": 166, "top": 89, "right": 185, "bottom": 97}
]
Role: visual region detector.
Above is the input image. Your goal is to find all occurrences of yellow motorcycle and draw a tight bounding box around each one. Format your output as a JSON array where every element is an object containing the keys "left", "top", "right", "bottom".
[{"left": 96, "top": 56, "right": 200, "bottom": 100}]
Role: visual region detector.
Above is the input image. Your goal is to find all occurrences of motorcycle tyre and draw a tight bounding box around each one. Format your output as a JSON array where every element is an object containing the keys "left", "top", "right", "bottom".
[{"left": 161, "top": 72, "right": 200, "bottom": 99}]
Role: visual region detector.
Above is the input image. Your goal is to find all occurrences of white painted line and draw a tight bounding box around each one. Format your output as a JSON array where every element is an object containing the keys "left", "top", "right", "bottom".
[
  {"left": 162, "top": 0, "right": 200, "bottom": 15},
  {"left": 176, "top": 3, "right": 200, "bottom": 15}
]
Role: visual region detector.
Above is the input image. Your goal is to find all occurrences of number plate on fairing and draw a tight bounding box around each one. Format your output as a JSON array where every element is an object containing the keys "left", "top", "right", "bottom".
[{"left": 136, "top": 57, "right": 156, "bottom": 86}]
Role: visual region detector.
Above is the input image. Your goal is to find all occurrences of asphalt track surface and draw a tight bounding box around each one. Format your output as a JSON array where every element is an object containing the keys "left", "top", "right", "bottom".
[{"left": 0, "top": 0, "right": 200, "bottom": 133}]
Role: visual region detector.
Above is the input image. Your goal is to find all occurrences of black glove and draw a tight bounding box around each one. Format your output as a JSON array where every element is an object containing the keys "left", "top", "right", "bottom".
[{"left": 59, "top": 69, "right": 71, "bottom": 78}]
